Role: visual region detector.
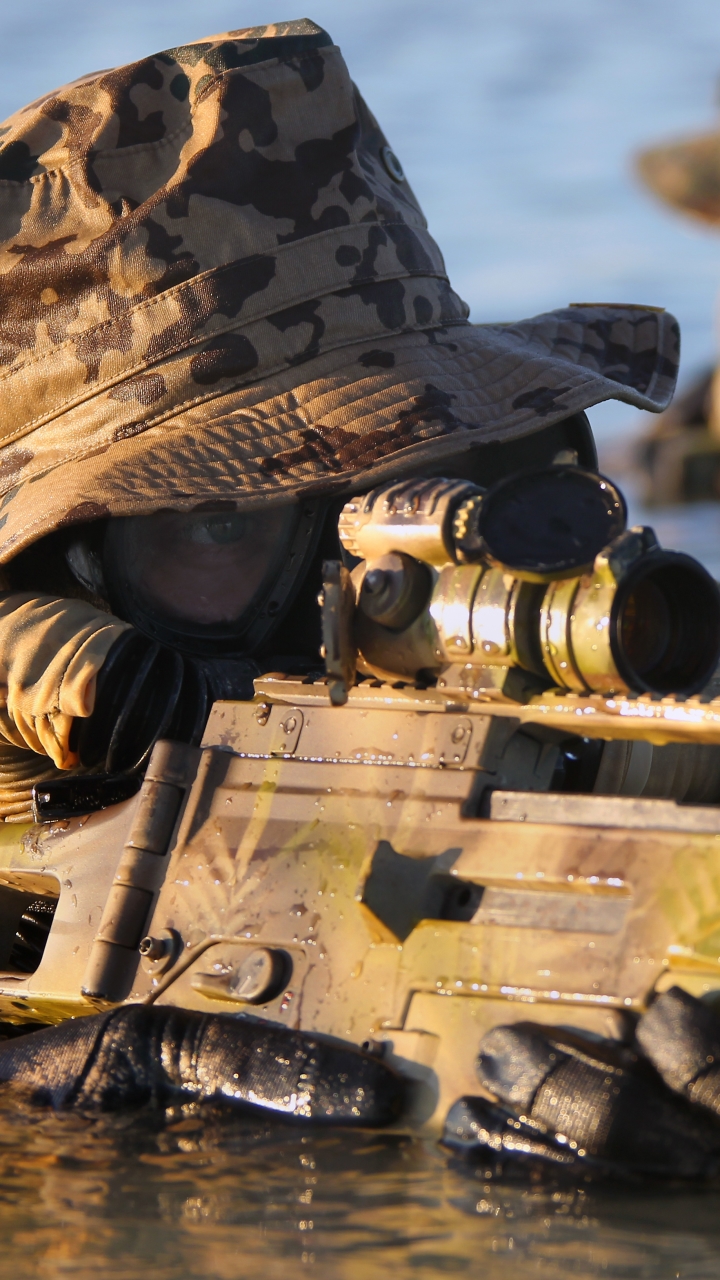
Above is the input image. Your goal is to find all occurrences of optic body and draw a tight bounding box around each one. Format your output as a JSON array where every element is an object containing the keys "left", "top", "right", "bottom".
[
  {"left": 341, "top": 477, "right": 720, "bottom": 698},
  {"left": 338, "top": 478, "right": 484, "bottom": 567}
]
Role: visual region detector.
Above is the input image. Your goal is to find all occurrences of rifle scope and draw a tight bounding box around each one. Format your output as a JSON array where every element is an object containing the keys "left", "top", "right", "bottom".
[{"left": 337, "top": 468, "right": 720, "bottom": 697}]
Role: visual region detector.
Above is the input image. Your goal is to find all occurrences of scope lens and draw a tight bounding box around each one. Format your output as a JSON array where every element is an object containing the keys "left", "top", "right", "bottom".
[
  {"left": 476, "top": 466, "right": 627, "bottom": 580},
  {"left": 619, "top": 577, "right": 672, "bottom": 676},
  {"left": 612, "top": 555, "right": 720, "bottom": 695}
]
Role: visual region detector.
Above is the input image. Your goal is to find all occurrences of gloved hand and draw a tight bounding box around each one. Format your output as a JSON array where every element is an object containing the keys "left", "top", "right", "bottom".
[
  {"left": 0, "top": 1005, "right": 404, "bottom": 1123},
  {"left": 0, "top": 594, "right": 256, "bottom": 779},
  {"left": 0, "top": 593, "right": 130, "bottom": 768},
  {"left": 443, "top": 986, "right": 720, "bottom": 1182}
]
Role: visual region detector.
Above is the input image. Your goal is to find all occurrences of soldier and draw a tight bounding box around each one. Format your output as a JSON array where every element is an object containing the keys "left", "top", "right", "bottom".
[
  {"left": 636, "top": 105, "right": 720, "bottom": 502},
  {"left": 0, "top": 19, "right": 679, "bottom": 820},
  {"left": 0, "top": 21, "right": 716, "bottom": 1173}
]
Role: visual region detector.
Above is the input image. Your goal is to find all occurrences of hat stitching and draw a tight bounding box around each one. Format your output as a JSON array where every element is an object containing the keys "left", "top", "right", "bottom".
[
  {"left": 0, "top": 355, "right": 644, "bottom": 557},
  {"left": 0, "top": 342, "right": 510, "bottom": 496},
  {"left": 0, "top": 220, "right": 446, "bottom": 393},
  {"left": 0, "top": 122, "right": 195, "bottom": 180},
  {"left": 0, "top": 324, "right": 646, "bottom": 496},
  {"left": 0, "top": 307, "right": 458, "bottom": 462},
  {"left": 0, "top": 280, "right": 457, "bottom": 446},
  {"left": 2, "top": 313, "right": 472, "bottom": 469},
  {"left": 3, "top": 302, "right": 673, "bottom": 481},
  {"left": 192, "top": 49, "right": 335, "bottom": 107}
]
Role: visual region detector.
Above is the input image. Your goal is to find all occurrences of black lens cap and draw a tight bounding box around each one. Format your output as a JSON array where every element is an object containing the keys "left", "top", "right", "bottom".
[{"left": 476, "top": 466, "right": 627, "bottom": 581}]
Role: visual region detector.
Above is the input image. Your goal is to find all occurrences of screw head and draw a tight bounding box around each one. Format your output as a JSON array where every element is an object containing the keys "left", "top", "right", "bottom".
[
  {"left": 139, "top": 928, "right": 180, "bottom": 975},
  {"left": 139, "top": 935, "right": 170, "bottom": 961}
]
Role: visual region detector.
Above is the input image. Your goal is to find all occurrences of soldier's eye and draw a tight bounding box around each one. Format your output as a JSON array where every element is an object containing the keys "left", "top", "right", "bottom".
[{"left": 185, "top": 514, "right": 247, "bottom": 545}]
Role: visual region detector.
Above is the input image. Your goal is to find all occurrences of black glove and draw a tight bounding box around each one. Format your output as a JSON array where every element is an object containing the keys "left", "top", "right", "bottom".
[
  {"left": 0, "top": 1005, "right": 404, "bottom": 1123},
  {"left": 443, "top": 988, "right": 720, "bottom": 1182}
]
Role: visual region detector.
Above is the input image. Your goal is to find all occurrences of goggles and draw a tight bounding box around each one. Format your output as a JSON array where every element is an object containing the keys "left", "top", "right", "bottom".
[{"left": 100, "top": 501, "right": 324, "bottom": 656}]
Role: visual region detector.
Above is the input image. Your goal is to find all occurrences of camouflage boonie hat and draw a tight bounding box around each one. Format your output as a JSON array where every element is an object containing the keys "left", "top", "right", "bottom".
[
  {"left": 637, "top": 127, "right": 720, "bottom": 225},
  {"left": 0, "top": 18, "right": 679, "bottom": 560}
]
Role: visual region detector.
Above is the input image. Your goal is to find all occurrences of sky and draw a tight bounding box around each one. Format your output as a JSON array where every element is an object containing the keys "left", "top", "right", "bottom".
[{"left": 1, "top": 0, "right": 720, "bottom": 443}]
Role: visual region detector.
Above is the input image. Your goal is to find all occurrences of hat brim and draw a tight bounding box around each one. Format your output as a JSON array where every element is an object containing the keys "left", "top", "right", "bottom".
[
  {"left": 0, "top": 305, "right": 678, "bottom": 561},
  {"left": 637, "top": 132, "right": 720, "bottom": 224}
]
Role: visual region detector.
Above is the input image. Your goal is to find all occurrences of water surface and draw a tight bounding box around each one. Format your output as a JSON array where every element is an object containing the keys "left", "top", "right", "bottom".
[{"left": 0, "top": 1101, "right": 718, "bottom": 1280}]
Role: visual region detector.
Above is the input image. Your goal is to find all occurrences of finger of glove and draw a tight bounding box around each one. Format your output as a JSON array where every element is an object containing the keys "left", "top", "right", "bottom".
[
  {"left": 637, "top": 986, "right": 720, "bottom": 1093},
  {"left": 37, "top": 713, "right": 77, "bottom": 769},
  {"left": 18, "top": 711, "right": 76, "bottom": 770},
  {"left": 8, "top": 710, "right": 49, "bottom": 760},
  {"left": 480, "top": 1022, "right": 720, "bottom": 1178},
  {"left": 477, "top": 1022, "right": 569, "bottom": 1109},
  {"left": 638, "top": 986, "right": 720, "bottom": 1116},
  {"left": 4, "top": 707, "right": 75, "bottom": 769},
  {"left": 193, "top": 1010, "right": 405, "bottom": 1124},
  {"left": 442, "top": 1094, "right": 613, "bottom": 1181},
  {"left": 533, "top": 1052, "right": 720, "bottom": 1176}
]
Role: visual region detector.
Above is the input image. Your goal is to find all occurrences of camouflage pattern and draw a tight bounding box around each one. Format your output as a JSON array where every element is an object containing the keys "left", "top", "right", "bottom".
[
  {"left": 0, "top": 18, "right": 680, "bottom": 560},
  {"left": 637, "top": 131, "right": 720, "bottom": 225}
]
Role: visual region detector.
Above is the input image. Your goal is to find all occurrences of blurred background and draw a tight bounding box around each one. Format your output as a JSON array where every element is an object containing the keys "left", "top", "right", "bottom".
[{"left": 1, "top": 0, "right": 720, "bottom": 561}]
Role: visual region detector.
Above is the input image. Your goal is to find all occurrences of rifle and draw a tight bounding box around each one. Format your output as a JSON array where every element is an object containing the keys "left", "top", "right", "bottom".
[{"left": 2, "top": 466, "right": 720, "bottom": 1130}]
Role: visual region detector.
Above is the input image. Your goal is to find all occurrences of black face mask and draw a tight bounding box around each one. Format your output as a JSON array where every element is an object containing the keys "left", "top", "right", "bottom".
[{"left": 100, "top": 500, "right": 325, "bottom": 658}]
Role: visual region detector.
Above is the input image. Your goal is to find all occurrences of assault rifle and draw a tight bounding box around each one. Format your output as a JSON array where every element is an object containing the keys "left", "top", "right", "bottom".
[{"left": 2, "top": 466, "right": 720, "bottom": 1130}]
